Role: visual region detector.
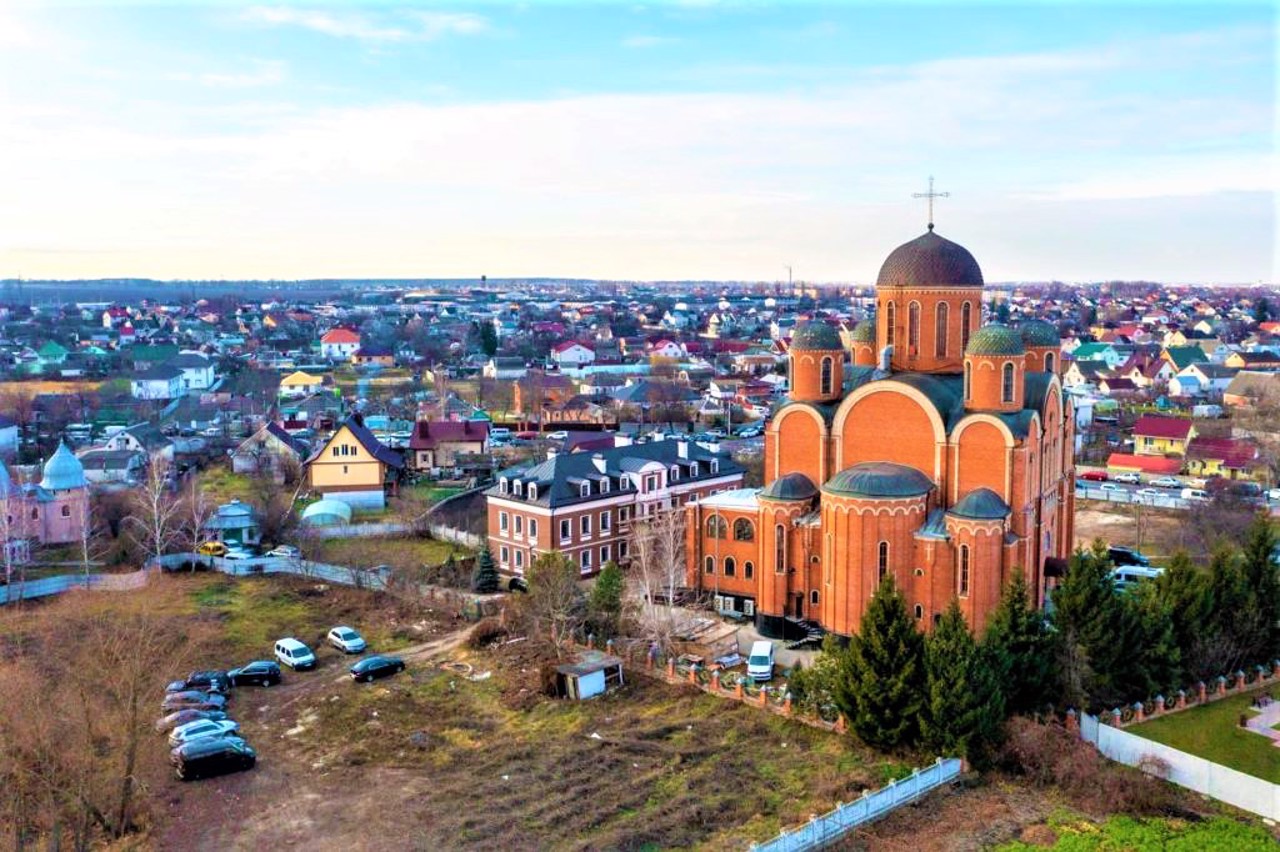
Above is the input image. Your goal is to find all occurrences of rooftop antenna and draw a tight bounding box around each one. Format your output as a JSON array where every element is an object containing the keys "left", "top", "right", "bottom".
[
  {"left": 912, "top": 175, "right": 949, "bottom": 231},
  {"left": 784, "top": 265, "right": 792, "bottom": 287}
]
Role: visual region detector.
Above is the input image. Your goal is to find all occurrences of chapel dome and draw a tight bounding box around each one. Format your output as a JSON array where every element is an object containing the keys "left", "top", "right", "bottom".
[
  {"left": 759, "top": 472, "right": 818, "bottom": 502},
  {"left": 40, "top": 442, "right": 87, "bottom": 491},
  {"left": 876, "top": 230, "right": 984, "bottom": 289},
  {"left": 790, "top": 321, "right": 844, "bottom": 351},
  {"left": 1017, "top": 319, "right": 1061, "bottom": 348},
  {"left": 965, "top": 323, "right": 1026, "bottom": 357},
  {"left": 822, "top": 461, "right": 933, "bottom": 499},
  {"left": 948, "top": 487, "right": 1011, "bottom": 520}
]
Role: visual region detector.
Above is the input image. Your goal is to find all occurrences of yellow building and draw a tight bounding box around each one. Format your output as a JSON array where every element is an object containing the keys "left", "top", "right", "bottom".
[
  {"left": 280, "top": 370, "right": 326, "bottom": 399},
  {"left": 306, "top": 416, "right": 404, "bottom": 509},
  {"left": 1132, "top": 414, "right": 1195, "bottom": 457}
]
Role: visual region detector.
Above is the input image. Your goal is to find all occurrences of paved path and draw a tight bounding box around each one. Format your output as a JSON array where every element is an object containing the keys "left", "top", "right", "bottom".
[{"left": 1244, "top": 698, "right": 1280, "bottom": 746}]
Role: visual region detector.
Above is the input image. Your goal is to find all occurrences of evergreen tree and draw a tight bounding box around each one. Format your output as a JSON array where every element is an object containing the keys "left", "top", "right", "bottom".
[
  {"left": 588, "top": 560, "right": 624, "bottom": 637},
  {"left": 1255, "top": 297, "right": 1273, "bottom": 324},
  {"left": 1205, "top": 544, "right": 1255, "bottom": 675},
  {"left": 1051, "top": 543, "right": 1131, "bottom": 710},
  {"left": 983, "top": 572, "right": 1052, "bottom": 716},
  {"left": 833, "top": 574, "right": 925, "bottom": 749},
  {"left": 1240, "top": 514, "right": 1279, "bottom": 662},
  {"left": 471, "top": 548, "right": 500, "bottom": 594},
  {"left": 1128, "top": 581, "right": 1182, "bottom": 697},
  {"left": 1156, "top": 550, "right": 1213, "bottom": 681},
  {"left": 922, "top": 601, "right": 1005, "bottom": 766}
]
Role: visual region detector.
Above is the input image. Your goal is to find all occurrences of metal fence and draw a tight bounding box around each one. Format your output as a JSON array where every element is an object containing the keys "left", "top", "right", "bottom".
[
  {"left": 750, "top": 758, "right": 963, "bottom": 852},
  {"left": 1075, "top": 485, "right": 1190, "bottom": 510},
  {"left": 1, "top": 569, "right": 150, "bottom": 604}
]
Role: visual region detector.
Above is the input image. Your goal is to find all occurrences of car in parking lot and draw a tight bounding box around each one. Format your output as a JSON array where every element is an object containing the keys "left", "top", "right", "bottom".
[
  {"left": 735, "top": 426, "right": 764, "bottom": 439},
  {"left": 328, "top": 626, "right": 367, "bottom": 654},
  {"left": 171, "top": 736, "right": 256, "bottom": 781},
  {"left": 546, "top": 430, "right": 569, "bottom": 441},
  {"left": 274, "top": 638, "right": 316, "bottom": 670},
  {"left": 224, "top": 547, "right": 256, "bottom": 560},
  {"left": 168, "top": 718, "right": 241, "bottom": 749},
  {"left": 161, "top": 690, "right": 228, "bottom": 713},
  {"left": 196, "top": 541, "right": 228, "bottom": 557},
  {"left": 1134, "top": 488, "right": 1161, "bottom": 500},
  {"left": 1112, "top": 472, "right": 1142, "bottom": 484},
  {"left": 1099, "top": 483, "right": 1121, "bottom": 491},
  {"left": 350, "top": 655, "right": 406, "bottom": 683},
  {"left": 165, "top": 670, "right": 231, "bottom": 695},
  {"left": 1108, "top": 545, "right": 1151, "bottom": 567},
  {"left": 227, "top": 660, "right": 282, "bottom": 687},
  {"left": 154, "top": 709, "right": 228, "bottom": 733},
  {"left": 1150, "top": 477, "right": 1182, "bottom": 489},
  {"left": 265, "top": 545, "right": 300, "bottom": 559},
  {"left": 1079, "top": 470, "right": 1108, "bottom": 482}
]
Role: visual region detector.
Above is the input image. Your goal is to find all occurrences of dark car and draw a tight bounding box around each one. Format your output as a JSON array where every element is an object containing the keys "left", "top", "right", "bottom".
[
  {"left": 1107, "top": 546, "right": 1150, "bottom": 567},
  {"left": 227, "top": 660, "right": 283, "bottom": 688},
  {"left": 350, "top": 655, "right": 406, "bottom": 683},
  {"left": 165, "top": 670, "right": 232, "bottom": 695},
  {"left": 161, "top": 690, "right": 228, "bottom": 713},
  {"left": 170, "top": 736, "right": 256, "bottom": 781},
  {"left": 154, "top": 709, "right": 228, "bottom": 733}
]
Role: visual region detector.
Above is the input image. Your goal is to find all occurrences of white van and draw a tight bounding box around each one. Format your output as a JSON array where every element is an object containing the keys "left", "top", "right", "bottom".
[
  {"left": 274, "top": 638, "right": 316, "bottom": 671},
  {"left": 1111, "top": 565, "right": 1163, "bottom": 590},
  {"left": 1181, "top": 487, "right": 1209, "bottom": 502},
  {"left": 747, "top": 640, "right": 774, "bottom": 682}
]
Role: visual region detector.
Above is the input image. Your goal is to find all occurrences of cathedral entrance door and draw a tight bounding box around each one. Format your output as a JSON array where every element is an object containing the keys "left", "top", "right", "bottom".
[{"left": 793, "top": 593, "right": 804, "bottom": 619}]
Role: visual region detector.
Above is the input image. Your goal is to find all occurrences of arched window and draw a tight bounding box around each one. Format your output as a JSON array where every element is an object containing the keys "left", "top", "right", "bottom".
[
  {"left": 1002, "top": 361, "right": 1015, "bottom": 403},
  {"left": 907, "top": 301, "right": 921, "bottom": 354},
  {"left": 60, "top": 504, "right": 71, "bottom": 518},
  {"left": 885, "top": 301, "right": 896, "bottom": 347},
  {"left": 961, "top": 301, "right": 973, "bottom": 351},
  {"left": 820, "top": 356, "right": 833, "bottom": 395},
  {"left": 733, "top": 518, "right": 755, "bottom": 541},
  {"left": 877, "top": 540, "right": 889, "bottom": 582},
  {"left": 706, "top": 514, "right": 727, "bottom": 539},
  {"left": 704, "top": 556, "right": 715, "bottom": 575},
  {"left": 744, "top": 561, "right": 754, "bottom": 579},
  {"left": 964, "top": 362, "right": 972, "bottom": 401},
  {"left": 724, "top": 557, "right": 736, "bottom": 577},
  {"left": 30, "top": 507, "right": 38, "bottom": 520},
  {"left": 774, "top": 525, "right": 786, "bottom": 574},
  {"left": 810, "top": 589, "right": 819, "bottom": 605},
  {"left": 935, "top": 302, "right": 949, "bottom": 357},
  {"left": 914, "top": 604, "right": 924, "bottom": 620},
  {"left": 1044, "top": 352, "right": 1055, "bottom": 374},
  {"left": 959, "top": 545, "right": 971, "bottom": 596}
]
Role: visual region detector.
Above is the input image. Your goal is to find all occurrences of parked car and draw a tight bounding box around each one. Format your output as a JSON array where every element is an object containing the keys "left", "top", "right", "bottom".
[
  {"left": 265, "top": 545, "right": 300, "bottom": 559},
  {"left": 161, "top": 691, "right": 228, "bottom": 713},
  {"left": 328, "top": 626, "right": 367, "bottom": 654},
  {"left": 1112, "top": 472, "right": 1142, "bottom": 484},
  {"left": 169, "top": 718, "right": 241, "bottom": 749},
  {"left": 196, "top": 541, "right": 228, "bottom": 557},
  {"left": 224, "top": 547, "right": 256, "bottom": 560},
  {"left": 274, "top": 638, "right": 316, "bottom": 670},
  {"left": 171, "top": 736, "right": 256, "bottom": 782},
  {"left": 154, "top": 709, "right": 228, "bottom": 733},
  {"left": 1107, "top": 546, "right": 1150, "bottom": 567},
  {"left": 165, "top": 670, "right": 231, "bottom": 695},
  {"left": 1181, "top": 487, "right": 1210, "bottom": 501},
  {"left": 546, "top": 430, "right": 569, "bottom": 441},
  {"left": 1134, "top": 488, "right": 1161, "bottom": 500},
  {"left": 1079, "top": 470, "right": 1108, "bottom": 482},
  {"left": 1111, "top": 565, "right": 1164, "bottom": 591},
  {"left": 735, "top": 426, "right": 764, "bottom": 439},
  {"left": 227, "top": 660, "right": 282, "bottom": 687},
  {"left": 350, "top": 655, "right": 405, "bottom": 682},
  {"left": 747, "top": 641, "right": 775, "bottom": 682},
  {"left": 1099, "top": 483, "right": 1121, "bottom": 491},
  {"left": 1150, "top": 477, "right": 1182, "bottom": 489}
]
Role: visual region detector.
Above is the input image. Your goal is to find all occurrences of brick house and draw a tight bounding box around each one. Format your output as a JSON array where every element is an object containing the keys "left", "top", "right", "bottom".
[{"left": 407, "top": 420, "right": 490, "bottom": 471}]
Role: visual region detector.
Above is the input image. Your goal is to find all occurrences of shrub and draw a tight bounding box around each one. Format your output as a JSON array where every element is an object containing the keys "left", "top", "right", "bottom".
[{"left": 467, "top": 616, "right": 508, "bottom": 649}]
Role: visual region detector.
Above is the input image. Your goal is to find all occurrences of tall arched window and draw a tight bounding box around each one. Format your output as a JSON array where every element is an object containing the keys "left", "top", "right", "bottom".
[
  {"left": 959, "top": 545, "right": 970, "bottom": 596},
  {"left": 704, "top": 555, "right": 715, "bottom": 575},
  {"left": 1002, "top": 362, "right": 1015, "bottom": 403},
  {"left": 733, "top": 518, "right": 754, "bottom": 541},
  {"left": 706, "top": 514, "right": 727, "bottom": 539},
  {"left": 964, "top": 362, "right": 972, "bottom": 401},
  {"left": 724, "top": 557, "right": 736, "bottom": 577},
  {"left": 774, "top": 524, "right": 786, "bottom": 574},
  {"left": 820, "top": 356, "right": 833, "bottom": 395},
  {"left": 1044, "top": 352, "right": 1056, "bottom": 374},
  {"left": 877, "top": 540, "right": 889, "bottom": 582},
  {"left": 885, "top": 301, "right": 896, "bottom": 347},
  {"left": 935, "top": 302, "right": 949, "bottom": 357},
  {"left": 914, "top": 604, "right": 924, "bottom": 620},
  {"left": 907, "top": 301, "right": 921, "bottom": 354},
  {"left": 961, "top": 301, "right": 973, "bottom": 351},
  {"left": 744, "top": 561, "right": 754, "bottom": 579}
]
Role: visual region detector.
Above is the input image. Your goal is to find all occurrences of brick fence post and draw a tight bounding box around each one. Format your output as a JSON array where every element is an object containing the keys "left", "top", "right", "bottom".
[
  {"left": 1236, "top": 670, "right": 1247, "bottom": 691},
  {"left": 1065, "top": 708, "right": 1079, "bottom": 735},
  {"left": 835, "top": 714, "right": 847, "bottom": 734},
  {"left": 1154, "top": 694, "right": 1165, "bottom": 715},
  {"left": 1197, "top": 681, "right": 1207, "bottom": 703},
  {"left": 1132, "top": 701, "right": 1145, "bottom": 724},
  {"left": 1217, "top": 675, "right": 1228, "bottom": 697},
  {"left": 783, "top": 692, "right": 792, "bottom": 715},
  {"left": 711, "top": 669, "right": 720, "bottom": 691},
  {"left": 586, "top": 633, "right": 595, "bottom": 651},
  {"left": 735, "top": 680, "right": 744, "bottom": 700},
  {"left": 606, "top": 638, "right": 615, "bottom": 655},
  {"left": 688, "top": 665, "right": 698, "bottom": 685},
  {"left": 667, "top": 658, "right": 676, "bottom": 680},
  {"left": 1274, "top": 659, "right": 1280, "bottom": 679},
  {"left": 1111, "top": 708, "right": 1122, "bottom": 727},
  {"left": 1176, "top": 689, "right": 1187, "bottom": 709},
  {"left": 759, "top": 687, "right": 769, "bottom": 708}
]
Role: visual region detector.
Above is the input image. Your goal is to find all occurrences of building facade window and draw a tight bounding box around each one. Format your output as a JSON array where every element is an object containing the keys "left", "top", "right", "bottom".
[
  {"left": 935, "top": 302, "right": 949, "bottom": 357},
  {"left": 528, "top": 519, "right": 537, "bottom": 541},
  {"left": 774, "top": 525, "right": 786, "bottom": 573},
  {"left": 514, "top": 515, "right": 523, "bottom": 535},
  {"left": 1002, "top": 361, "right": 1015, "bottom": 403},
  {"left": 581, "top": 550, "right": 591, "bottom": 571},
  {"left": 600, "top": 511, "right": 610, "bottom": 532},
  {"left": 877, "top": 540, "right": 889, "bottom": 582},
  {"left": 499, "top": 512, "right": 509, "bottom": 532},
  {"left": 733, "top": 518, "right": 754, "bottom": 541},
  {"left": 820, "top": 356, "right": 833, "bottom": 395},
  {"left": 810, "top": 589, "right": 819, "bottom": 605},
  {"left": 515, "top": 550, "right": 524, "bottom": 569},
  {"left": 706, "top": 514, "right": 728, "bottom": 539},
  {"left": 744, "top": 561, "right": 754, "bottom": 579},
  {"left": 581, "top": 515, "right": 592, "bottom": 536},
  {"left": 961, "top": 301, "right": 973, "bottom": 350},
  {"left": 704, "top": 555, "right": 715, "bottom": 574},
  {"left": 908, "top": 301, "right": 921, "bottom": 354},
  {"left": 1044, "top": 352, "right": 1056, "bottom": 373},
  {"left": 61, "top": 505, "right": 71, "bottom": 518},
  {"left": 600, "top": 545, "right": 610, "bottom": 564},
  {"left": 914, "top": 604, "right": 924, "bottom": 619},
  {"left": 618, "top": 540, "right": 628, "bottom": 558},
  {"left": 499, "top": 546, "right": 509, "bottom": 565},
  {"left": 885, "top": 301, "right": 896, "bottom": 346},
  {"left": 724, "top": 557, "right": 736, "bottom": 577},
  {"left": 559, "top": 519, "right": 571, "bottom": 542},
  {"left": 964, "top": 362, "right": 972, "bottom": 400},
  {"left": 959, "top": 544, "right": 971, "bottom": 597}
]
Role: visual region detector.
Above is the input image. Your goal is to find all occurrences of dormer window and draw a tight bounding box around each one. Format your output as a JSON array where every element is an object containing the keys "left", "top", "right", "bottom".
[
  {"left": 710, "top": 460, "right": 719, "bottom": 474},
  {"left": 620, "top": 476, "right": 630, "bottom": 490},
  {"left": 499, "top": 478, "right": 509, "bottom": 495},
  {"left": 670, "top": 466, "right": 680, "bottom": 481},
  {"left": 601, "top": 479, "right": 610, "bottom": 493},
  {"left": 579, "top": 482, "right": 590, "bottom": 497},
  {"left": 690, "top": 462, "right": 699, "bottom": 476},
  {"left": 528, "top": 483, "right": 538, "bottom": 501},
  {"left": 513, "top": 480, "right": 524, "bottom": 496}
]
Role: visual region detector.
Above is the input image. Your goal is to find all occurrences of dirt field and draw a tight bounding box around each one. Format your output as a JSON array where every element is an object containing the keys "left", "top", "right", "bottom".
[{"left": 1073, "top": 504, "right": 1189, "bottom": 561}]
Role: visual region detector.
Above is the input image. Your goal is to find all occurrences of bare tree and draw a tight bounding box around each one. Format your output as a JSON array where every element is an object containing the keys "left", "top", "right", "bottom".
[
  {"left": 180, "top": 477, "right": 216, "bottom": 571},
  {"left": 515, "top": 551, "right": 586, "bottom": 659},
  {"left": 628, "top": 506, "right": 687, "bottom": 653},
  {"left": 125, "top": 458, "right": 183, "bottom": 568},
  {"left": 75, "top": 493, "right": 108, "bottom": 587}
]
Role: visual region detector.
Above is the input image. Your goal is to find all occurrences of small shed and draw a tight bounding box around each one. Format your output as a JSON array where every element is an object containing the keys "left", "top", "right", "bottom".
[
  {"left": 554, "top": 652, "right": 624, "bottom": 700},
  {"left": 204, "top": 499, "right": 261, "bottom": 546}
]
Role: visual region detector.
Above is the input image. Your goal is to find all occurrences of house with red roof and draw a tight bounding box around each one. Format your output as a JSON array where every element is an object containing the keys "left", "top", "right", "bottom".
[
  {"left": 320, "top": 327, "right": 361, "bottom": 361},
  {"left": 550, "top": 341, "right": 595, "bottom": 368},
  {"left": 1186, "top": 436, "right": 1265, "bottom": 482},
  {"left": 1132, "top": 415, "right": 1196, "bottom": 457},
  {"left": 1106, "top": 453, "right": 1185, "bottom": 477},
  {"left": 407, "top": 420, "right": 490, "bottom": 472}
]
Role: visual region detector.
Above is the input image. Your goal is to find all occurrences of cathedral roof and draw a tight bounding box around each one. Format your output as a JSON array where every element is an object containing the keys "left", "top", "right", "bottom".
[
  {"left": 759, "top": 472, "right": 818, "bottom": 502},
  {"left": 965, "top": 323, "right": 1026, "bottom": 356},
  {"left": 1018, "top": 319, "right": 1060, "bottom": 348},
  {"left": 876, "top": 230, "right": 984, "bottom": 289},
  {"left": 40, "top": 441, "right": 86, "bottom": 491},
  {"left": 850, "top": 320, "right": 876, "bottom": 343},
  {"left": 823, "top": 461, "right": 933, "bottom": 499},
  {"left": 948, "top": 487, "right": 1011, "bottom": 520},
  {"left": 790, "top": 321, "right": 844, "bottom": 351}
]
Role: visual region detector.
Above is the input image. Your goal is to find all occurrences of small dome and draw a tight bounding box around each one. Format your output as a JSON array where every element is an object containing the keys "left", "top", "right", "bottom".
[
  {"left": 301, "top": 498, "right": 353, "bottom": 526},
  {"left": 790, "top": 321, "right": 844, "bottom": 351},
  {"left": 966, "top": 323, "right": 1026, "bottom": 356},
  {"left": 40, "top": 442, "right": 86, "bottom": 491},
  {"left": 948, "top": 488, "right": 1010, "bottom": 520},
  {"left": 823, "top": 462, "right": 933, "bottom": 499},
  {"left": 759, "top": 472, "right": 818, "bottom": 502},
  {"left": 876, "top": 230, "right": 984, "bottom": 289},
  {"left": 1018, "top": 319, "right": 1060, "bottom": 348},
  {"left": 850, "top": 320, "right": 876, "bottom": 343}
]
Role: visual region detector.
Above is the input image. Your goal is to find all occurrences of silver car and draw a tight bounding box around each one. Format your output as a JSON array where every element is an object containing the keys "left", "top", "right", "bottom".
[
  {"left": 168, "top": 718, "right": 240, "bottom": 749},
  {"left": 327, "top": 626, "right": 367, "bottom": 654}
]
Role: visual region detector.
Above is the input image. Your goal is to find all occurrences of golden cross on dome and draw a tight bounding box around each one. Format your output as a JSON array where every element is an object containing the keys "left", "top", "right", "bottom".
[{"left": 912, "top": 176, "right": 949, "bottom": 231}]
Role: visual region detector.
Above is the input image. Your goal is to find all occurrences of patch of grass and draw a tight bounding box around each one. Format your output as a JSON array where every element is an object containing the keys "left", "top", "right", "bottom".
[
  {"left": 1129, "top": 688, "right": 1280, "bottom": 782},
  {"left": 198, "top": 466, "right": 257, "bottom": 504},
  {"left": 998, "top": 813, "right": 1276, "bottom": 851},
  {"left": 308, "top": 535, "right": 467, "bottom": 572}
]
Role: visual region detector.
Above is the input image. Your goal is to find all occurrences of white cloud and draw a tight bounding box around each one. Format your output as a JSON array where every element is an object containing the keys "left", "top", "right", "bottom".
[
  {"left": 410, "top": 11, "right": 490, "bottom": 39},
  {"left": 241, "top": 7, "right": 490, "bottom": 42},
  {"left": 171, "top": 59, "right": 286, "bottom": 89},
  {"left": 623, "top": 34, "right": 681, "bottom": 48}
]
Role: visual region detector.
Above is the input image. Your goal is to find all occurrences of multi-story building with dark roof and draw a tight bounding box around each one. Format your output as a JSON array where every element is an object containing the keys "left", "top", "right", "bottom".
[
  {"left": 486, "top": 439, "right": 744, "bottom": 576},
  {"left": 685, "top": 227, "right": 1075, "bottom": 638}
]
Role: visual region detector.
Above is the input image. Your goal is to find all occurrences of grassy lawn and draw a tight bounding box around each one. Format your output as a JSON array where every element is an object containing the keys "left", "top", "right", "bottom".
[
  {"left": 198, "top": 466, "right": 258, "bottom": 504},
  {"left": 1129, "top": 689, "right": 1280, "bottom": 783},
  {"left": 308, "top": 535, "right": 467, "bottom": 572},
  {"left": 998, "top": 812, "right": 1276, "bottom": 851},
  {"left": 401, "top": 483, "right": 464, "bottom": 506}
]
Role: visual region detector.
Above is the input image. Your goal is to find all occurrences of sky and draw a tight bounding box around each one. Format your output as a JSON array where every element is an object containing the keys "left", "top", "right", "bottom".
[{"left": 0, "top": 1, "right": 1275, "bottom": 284}]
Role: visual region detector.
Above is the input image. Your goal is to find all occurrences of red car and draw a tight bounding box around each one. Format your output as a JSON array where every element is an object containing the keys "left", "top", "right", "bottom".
[{"left": 1079, "top": 470, "right": 1108, "bottom": 482}]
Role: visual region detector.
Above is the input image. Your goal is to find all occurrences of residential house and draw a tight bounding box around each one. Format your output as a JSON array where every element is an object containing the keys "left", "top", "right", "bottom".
[
  {"left": 543, "top": 395, "right": 615, "bottom": 429},
  {"left": 407, "top": 420, "right": 490, "bottom": 472},
  {"left": 1132, "top": 415, "right": 1195, "bottom": 457},
  {"left": 130, "top": 365, "right": 184, "bottom": 401},
  {"left": 483, "top": 356, "right": 528, "bottom": 380},
  {"left": 305, "top": 415, "right": 404, "bottom": 509},
  {"left": 279, "top": 370, "right": 326, "bottom": 399},
  {"left": 1185, "top": 437, "right": 1265, "bottom": 482},
  {"left": 203, "top": 499, "right": 261, "bottom": 548},
  {"left": 1097, "top": 377, "right": 1139, "bottom": 398},
  {"left": 1224, "top": 371, "right": 1280, "bottom": 409},
  {"left": 1105, "top": 453, "right": 1185, "bottom": 478},
  {"left": 0, "top": 414, "right": 17, "bottom": 459},
  {"left": 77, "top": 449, "right": 145, "bottom": 485},
  {"left": 550, "top": 341, "right": 596, "bottom": 369},
  {"left": 1169, "top": 363, "right": 1237, "bottom": 399},
  {"left": 1162, "top": 345, "right": 1210, "bottom": 372},
  {"left": 352, "top": 346, "right": 394, "bottom": 368},
  {"left": 648, "top": 340, "right": 684, "bottom": 360},
  {"left": 320, "top": 328, "right": 361, "bottom": 361},
  {"left": 168, "top": 352, "right": 217, "bottom": 391},
  {"left": 104, "top": 422, "right": 175, "bottom": 463},
  {"left": 1225, "top": 351, "right": 1280, "bottom": 371},
  {"left": 232, "top": 422, "right": 307, "bottom": 481},
  {"left": 1071, "top": 342, "right": 1128, "bottom": 369}
]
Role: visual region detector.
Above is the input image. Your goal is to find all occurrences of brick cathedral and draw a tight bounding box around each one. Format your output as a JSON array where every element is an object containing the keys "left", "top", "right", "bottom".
[{"left": 685, "top": 227, "right": 1075, "bottom": 639}]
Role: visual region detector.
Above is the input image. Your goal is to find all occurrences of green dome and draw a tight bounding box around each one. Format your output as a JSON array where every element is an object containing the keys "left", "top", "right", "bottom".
[
  {"left": 850, "top": 320, "right": 876, "bottom": 343},
  {"left": 966, "top": 323, "right": 1026, "bottom": 356},
  {"left": 823, "top": 462, "right": 933, "bottom": 499},
  {"left": 40, "top": 441, "right": 86, "bottom": 491},
  {"left": 759, "top": 472, "right": 818, "bottom": 502},
  {"left": 790, "top": 321, "right": 844, "bottom": 351},
  {"left": 948, "top": 487, "right": 1010, "bottom": 520},
  {"left": 1018, "top": 320, "right": 1060, "bottom": 348}
]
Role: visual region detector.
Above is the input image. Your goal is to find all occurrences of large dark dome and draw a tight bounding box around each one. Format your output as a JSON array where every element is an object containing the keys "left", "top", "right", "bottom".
[
  {"left": 759, "top": 472, "right": 818, "bottom": 502},
  {"left": 822, "top": 462, "right": 933, "bottom": 499},
  {"left": 876, "top": 230, "right": 984, "bottom": 289},
  {"left": 790, "top": 321, "right": 844, "bottom": 351}
]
